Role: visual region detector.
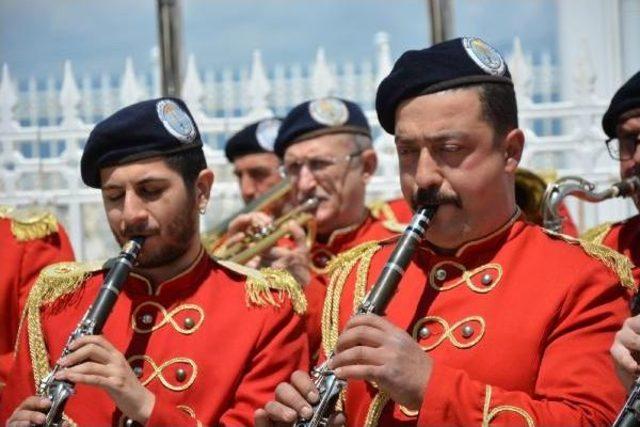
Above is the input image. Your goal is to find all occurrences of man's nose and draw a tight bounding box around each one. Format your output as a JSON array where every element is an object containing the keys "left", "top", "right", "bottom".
[
  {"left": 122, "top": 192, "right": 149, "bottom": 230},
  {"left": 414, "top": 148, "right": 444, "bottom": 190},
  {"left": 240, "top": 176, "right": 256, "bottom": 203},
  {"left": 296, "top": 164, "right": 317, "bottom": 195}
]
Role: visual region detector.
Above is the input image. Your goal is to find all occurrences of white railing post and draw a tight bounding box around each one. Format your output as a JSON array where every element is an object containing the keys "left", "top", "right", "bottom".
[
  {"left": 0, "top": 64, "right": 19, "bottom": 132},
  {"left": 120, "top": 57, "right": 143, "bottom": 107},
  {"left": 310, "top": 47, "right": 336, "bottom": 98},
  {"left": 246, "top": 49, "right": 273, "bottom": 120},
  {"left": 59, "top": 60, "right": 83, "bottom": 128},
  {"left": 182, "top": 53, "right": 206, "bottom": 121}
]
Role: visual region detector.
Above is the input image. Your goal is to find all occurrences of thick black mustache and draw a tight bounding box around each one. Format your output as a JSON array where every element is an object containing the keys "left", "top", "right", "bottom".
[{"left": 412, "top": 188, "right": 462, "bottom": 211}]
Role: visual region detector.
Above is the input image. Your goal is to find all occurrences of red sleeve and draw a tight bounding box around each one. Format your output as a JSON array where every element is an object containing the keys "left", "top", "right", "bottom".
[
  {"left": 0, "top": 225, "right": 74, "bottom": 397},
  {"left": 219, "top": 299, "right": 309, "bottom": 426},
  {"left": 0, "top": 307, "right": 39, "bottom": 422},
  {"left": 417, "top": 275, "right": 628, "bottom": 426}
]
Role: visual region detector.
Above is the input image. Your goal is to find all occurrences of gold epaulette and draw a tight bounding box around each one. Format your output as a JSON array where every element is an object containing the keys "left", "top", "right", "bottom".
[
  {"left": 0, "top": 205, "right": 60, "bottom": 242},
  {"left": 215, "top": 259, "right": 307, "bottom": 315},
  {"left": 580, "top": 222, "right": 614, "bottom": 245},
  {"left": 23, "top": 261, "right": 104, "bottom": 392},
  {"left": 542, "top": 229, "right": 634, "bottom": 290}
]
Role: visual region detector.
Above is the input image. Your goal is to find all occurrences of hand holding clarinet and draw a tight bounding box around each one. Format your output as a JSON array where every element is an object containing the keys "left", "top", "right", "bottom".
[
  {"left": 7, "top": 238, "right": 153, "bottom": 427},
  {"left": 255, "top": 207, "right": 437, "bottom": 427}
]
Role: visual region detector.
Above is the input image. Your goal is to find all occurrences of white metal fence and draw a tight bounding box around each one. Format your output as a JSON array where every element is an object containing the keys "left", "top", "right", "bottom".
[{"left": 0, "top": 33, "right": 632, "bottom": 260}]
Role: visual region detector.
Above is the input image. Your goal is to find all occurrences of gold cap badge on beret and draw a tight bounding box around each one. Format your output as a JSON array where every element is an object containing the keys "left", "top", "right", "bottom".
[
  {"left": 308, "top": 98, "right": 349, "bottom": 127},
  {"left": 156, "top": 99, "right": 197, "bottom": 143},
  {"left": 255, "top": 118, "right": 281, "bottom": 151},
  {"left": 462, "top": 37, "right": 506, "bottom": 76}
]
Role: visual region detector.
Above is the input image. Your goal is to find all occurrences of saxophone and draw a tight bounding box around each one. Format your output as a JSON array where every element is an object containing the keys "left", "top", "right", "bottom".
[
  {"left": 37, "top": 237, "right": 145, "bottom": 427},
  {"left": 541, "top": 175, "right": 640, "bottom": 232},
  {"left": 295, "top": 206, "right": 437, "bottom": 427}
]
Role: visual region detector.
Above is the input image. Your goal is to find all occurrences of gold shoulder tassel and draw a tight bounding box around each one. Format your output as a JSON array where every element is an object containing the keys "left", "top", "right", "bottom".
[
  {"left": 580, "top": 222, "right": 613, "bottom": 245},
  {"left": 23, "top": 261, "right": 103, "bottom": 388},
  {"left": 9, "top": 209, "right": 59, "bottom": 242},
  {"left": 245, "top": 267, "right": 307, "bottom": 315},
  {"left": 544, "top": 230, "right": 635, "bottom": 290}
]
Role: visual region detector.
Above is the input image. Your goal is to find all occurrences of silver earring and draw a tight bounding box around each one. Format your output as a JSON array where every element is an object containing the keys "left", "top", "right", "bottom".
[{"left": 199, "top": 206, "right": 206, "bottom": 215}]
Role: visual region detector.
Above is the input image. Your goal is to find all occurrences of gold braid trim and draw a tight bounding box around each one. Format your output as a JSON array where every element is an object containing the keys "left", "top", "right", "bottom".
[
  {"left": 243, "top": 265, "right": 307, "bottom": 315},
  {"left": 580, "top": 222, "right": 614, "bottom": 245},
  {"left": 25, "top": 261, "right": 103, "bottom": 427},
  {"left": 364, "top": 391, "right": 391, "bottom": 427},
  {"left": 543, "top": 229, "right": 635, "bottom": 290},
  {"left": 482, "top": 385, "right": 535, "bottom": 427},
  {"left": 321, "top": 241, "right": 382, "bottom": 356},
  {"left": 26, "top": 262, "right": 103, "bottom": 386},
  {"left": 7, "top": 208, "right": 59, "bottom": 241}
]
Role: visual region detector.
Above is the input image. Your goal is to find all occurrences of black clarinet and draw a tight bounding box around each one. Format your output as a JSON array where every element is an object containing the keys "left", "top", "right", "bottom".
[
  {"left": 296, "top": 206, "right": 437, "bottom": 427},
  {"left": 614, "top": 382, "right": 640, "bottom": 427},
  {"left": 37, "top": 237, "right": 144, "bottom": 427}
]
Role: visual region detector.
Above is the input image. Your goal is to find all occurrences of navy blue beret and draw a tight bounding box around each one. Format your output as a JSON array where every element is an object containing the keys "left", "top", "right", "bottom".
[
  {"left": 376, "top": 37, "right": 513, "bottom": 134},
  {"left": 224, "top": 118, "right": 282, "bottom": 162},
  {"left": 602, "top": 71, "right": 640, "bottom": 138},
  {"left": 274, "top": 97, "right": 371, "bottom": 158},
  {"left": 81, "top": 97, "right": 203, "bottom": 188}
]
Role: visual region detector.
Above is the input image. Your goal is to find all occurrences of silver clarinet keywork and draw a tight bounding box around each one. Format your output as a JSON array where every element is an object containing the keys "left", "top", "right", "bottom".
[
  {"left": 36, "top": 237, "right": 144, "bottom": 427},
  {"left": 295, "top": 206, "right": 437, "bottom": 427},
  {"left": 541, "top": 175, "right": 640, "bottom": 232}
]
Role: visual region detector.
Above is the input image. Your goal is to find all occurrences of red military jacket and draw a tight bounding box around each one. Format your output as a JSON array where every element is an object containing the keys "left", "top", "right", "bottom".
[
  {"left": 321, "top": 213, "right": 631, "bottom": 426},
  {"left": 0, "top": 207, "right": 74, "bottom": 395},
  {"left": 582, "top": 214, "right": 640, "bottom": 287},
  {"left": 0, "top": 248, "right": 308, "bottom": 426},
  {"left": 304, "top": 211, "right": 400, "bottom": 359}
]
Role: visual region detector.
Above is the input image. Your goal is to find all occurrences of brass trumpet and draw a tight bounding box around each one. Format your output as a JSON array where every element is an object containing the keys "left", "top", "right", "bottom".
[
  {"left": 214, "top": 198, "right": 319, "bottom": 264},
  {"left": 202, "top": 179, "right": 292, "bottom": 253},
  {"left": 541, "top": 175, "right": 640, "bottom": 232}
]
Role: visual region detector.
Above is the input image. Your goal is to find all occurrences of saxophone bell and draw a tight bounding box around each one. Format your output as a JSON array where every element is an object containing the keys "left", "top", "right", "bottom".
[{"left": 542, "top": 175, "right": 640, "bottom": 232}]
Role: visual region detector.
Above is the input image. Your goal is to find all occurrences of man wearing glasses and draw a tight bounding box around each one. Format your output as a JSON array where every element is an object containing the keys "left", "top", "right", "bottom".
[
  {"left": 585, "top": 71, "right": 640, "bottom": 273},
  {"left": 239, "top": 97, "right": 399, "bottom": 357},
  {"left": 599, "top": 71, "right": 640, "bottom": 391}
]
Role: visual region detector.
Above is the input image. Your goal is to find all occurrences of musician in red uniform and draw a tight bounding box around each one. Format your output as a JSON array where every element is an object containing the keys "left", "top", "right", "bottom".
[
  {"left": 0, "top": 207, "right": 74, "bottom": 397},
  {"left": 227, "top": 98, "right": 399, "bottom": 358},
  {"left": 588, "top": 71, "right": 640, "bottom": 391},
  {"left": 256, "top": 38, "right": 631, "bottom": 426},
  {"left": 0, "top": 98, "right": 308, "bottom": 426},
  {"left": 224, "top": 118, "right": 285, "bottom": 207}
]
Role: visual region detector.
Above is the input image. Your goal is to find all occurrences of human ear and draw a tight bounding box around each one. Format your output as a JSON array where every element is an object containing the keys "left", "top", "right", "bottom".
[
  {"left": 361, "top": 149, "right": 378, "bottom": 183},
  {"left": 503, "top": 129, "right": 524, "bottom": 173},
  {"left": 195, "top": 169, "right": 215, "bottom": 211}
]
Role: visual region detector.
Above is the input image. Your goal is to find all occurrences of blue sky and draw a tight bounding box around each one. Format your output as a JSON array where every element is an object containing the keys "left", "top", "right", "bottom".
[{"left": 0, "top": 0, "right": 557, "bottom": 83}]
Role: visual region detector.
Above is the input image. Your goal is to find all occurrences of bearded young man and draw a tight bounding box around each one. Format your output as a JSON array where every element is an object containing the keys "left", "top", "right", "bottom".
[
  {"left": 256, "top": 38, "right": 631, "bottom": 427},
  {"left": 0, "top": 98, "right": 308, "bottom": 426}
]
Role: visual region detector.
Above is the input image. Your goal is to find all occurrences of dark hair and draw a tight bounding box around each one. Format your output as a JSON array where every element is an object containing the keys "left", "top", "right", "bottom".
[
  {"left": 476, "top": 83, "right": 519, "bottom": 138},
  {"left": 163, "top": 148, "right": 208, "bottom": 190}
]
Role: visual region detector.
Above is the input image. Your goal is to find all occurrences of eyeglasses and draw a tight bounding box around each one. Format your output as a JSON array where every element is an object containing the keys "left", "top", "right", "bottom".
[
  {"left": 605, "top": 133, "right": 640, "bottom": 160},
  {"left": 280, "top": 151, "right": 362, "bottom": 179}
]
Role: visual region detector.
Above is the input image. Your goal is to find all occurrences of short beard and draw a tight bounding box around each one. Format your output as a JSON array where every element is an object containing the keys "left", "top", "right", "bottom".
[{"left": 112, "top": 196, "right": 198, "bottom": 269}]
